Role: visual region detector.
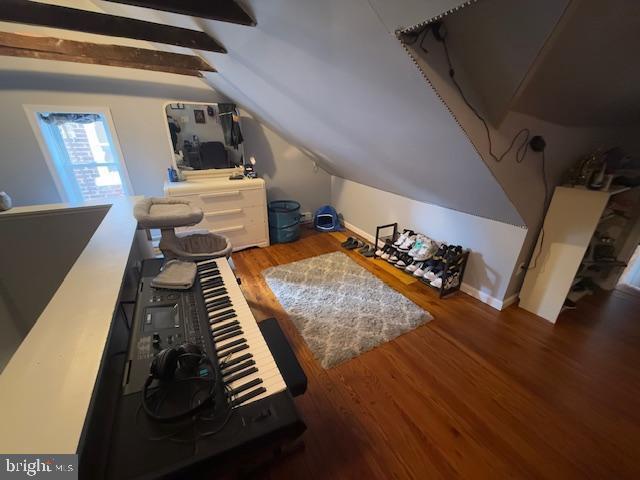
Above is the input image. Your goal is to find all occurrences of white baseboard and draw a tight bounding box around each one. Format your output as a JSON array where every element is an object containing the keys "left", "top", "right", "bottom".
[
  {"left": 343, "top": 220, "right": 511, "bottom": 311},
  {"left": 343, "top": 221, "right": 384, "bottom": 247},
  {"left": 459, "top": 284, "right": 515, "bottom": 311},
  {"left": 501, "top": 293, "right": 519, "bottom": 309}
]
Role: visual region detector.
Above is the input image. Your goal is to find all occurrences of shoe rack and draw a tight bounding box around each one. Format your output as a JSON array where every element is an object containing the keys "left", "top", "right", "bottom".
[{"left": 374, "top": 223, "right": 470, "bottom": 299}]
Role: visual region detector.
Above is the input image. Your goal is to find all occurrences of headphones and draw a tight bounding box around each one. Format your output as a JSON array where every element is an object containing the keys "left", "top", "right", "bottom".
[{"left": 142, "top": 343, "right": 217, "bottom": 422}]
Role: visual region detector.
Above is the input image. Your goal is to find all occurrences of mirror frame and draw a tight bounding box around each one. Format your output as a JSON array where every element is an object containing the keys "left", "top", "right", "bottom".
[{"left": 162, "top": 101, "right": 244, "bottom": 179}]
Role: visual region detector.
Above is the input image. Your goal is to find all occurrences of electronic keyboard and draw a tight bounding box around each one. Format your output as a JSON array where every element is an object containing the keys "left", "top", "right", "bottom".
[
  {"left": 197, "top": 257, "right": 288, "bottom": 407},
  {"left": 83, "top": 258, "right": 305, "bottom": 480}
]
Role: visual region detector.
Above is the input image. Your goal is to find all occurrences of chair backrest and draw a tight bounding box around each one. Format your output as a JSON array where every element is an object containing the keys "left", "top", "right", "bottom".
[{"left": 199, "top": 141, "right": 228, "bottom": 169}]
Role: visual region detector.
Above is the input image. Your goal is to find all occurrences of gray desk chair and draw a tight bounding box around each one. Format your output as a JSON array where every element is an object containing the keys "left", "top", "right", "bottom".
[{"left": 134, "top": 197, "right": 232, "bottom": 261}]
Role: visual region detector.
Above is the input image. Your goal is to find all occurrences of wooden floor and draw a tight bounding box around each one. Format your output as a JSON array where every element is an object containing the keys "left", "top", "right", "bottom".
[{"left": 232, "top": 227, "right": 640, "bottom": 479}]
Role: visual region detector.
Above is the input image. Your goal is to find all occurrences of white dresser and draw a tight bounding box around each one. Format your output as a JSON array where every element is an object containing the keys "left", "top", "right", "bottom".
[{"left": 164, "top": 176, "right": 269, "bottom": 251}]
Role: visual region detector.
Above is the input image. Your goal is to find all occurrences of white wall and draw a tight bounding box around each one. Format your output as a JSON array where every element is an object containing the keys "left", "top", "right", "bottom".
[
  {"left": 0, "top": 57, "right": 222, "bottom": 206},
  {"left": 332, "top": 177, "right": 527, "bottom": 308},
  {"left": 241, "top": 111, "right": 332, "bottom": 215},
  {"left": 0, "top": 56, "right": 329, "bottom": 209}
]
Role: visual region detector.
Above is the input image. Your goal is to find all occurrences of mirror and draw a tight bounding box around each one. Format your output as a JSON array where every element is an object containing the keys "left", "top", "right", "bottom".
[{"left": 164, "top": 102, "right": 244, "bottom": 175}]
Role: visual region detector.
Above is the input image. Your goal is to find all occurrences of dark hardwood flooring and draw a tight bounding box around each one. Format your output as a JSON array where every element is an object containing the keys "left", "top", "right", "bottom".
[{"left": 232, "top": 227, "right": 640, "bottom": 479}]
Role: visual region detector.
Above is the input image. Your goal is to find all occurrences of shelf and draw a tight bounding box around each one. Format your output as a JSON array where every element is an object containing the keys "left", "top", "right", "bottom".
[
  {"left": 566, "top": 185, "right": 635, "bottom": 196},
  {"left": 608, "top": 186, "right": 631, "bottom": 196},
  {"left": 599, "top": 213, "right": 617, "bottom": 223},
  {"left": 582, "top": 260, "right": 627, "bottom": 268}
]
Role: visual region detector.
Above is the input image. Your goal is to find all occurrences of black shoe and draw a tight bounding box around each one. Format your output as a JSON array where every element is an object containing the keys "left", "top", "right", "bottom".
[
  {"left": 363, "top": 246, "right": 376, "bottom": 257},
  {"left": 345, "top": 239, "right": 363, "bottom": 250},
  {"left": 341, "top": 236, "right": 356, "bottom": 247}
]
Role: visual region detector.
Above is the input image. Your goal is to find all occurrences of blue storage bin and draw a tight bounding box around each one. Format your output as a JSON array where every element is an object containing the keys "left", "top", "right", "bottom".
[{"left": 268, "top": 200, "right": 301, "bottom": 243}]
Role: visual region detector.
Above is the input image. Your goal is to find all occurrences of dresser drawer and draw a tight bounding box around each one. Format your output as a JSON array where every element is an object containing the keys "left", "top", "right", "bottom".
[
  {"left": 202, "top": 205, "right": 265, "bottom": 230},
  {"left": 207, "top": 222, "right": 268, "bottom": 251},
  {"left": 194, "top": 188, "right": 265, "bottom": 212}
]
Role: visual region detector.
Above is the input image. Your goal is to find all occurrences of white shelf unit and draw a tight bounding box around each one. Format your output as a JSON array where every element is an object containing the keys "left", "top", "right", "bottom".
[{"left": 519, "top": 185, "right": 640, "bottom": 323}]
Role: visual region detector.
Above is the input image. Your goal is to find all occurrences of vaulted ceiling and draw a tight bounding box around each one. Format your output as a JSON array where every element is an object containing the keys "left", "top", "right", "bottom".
[{"left": 9, "top": 0, "right": 526, "bottom": 224}]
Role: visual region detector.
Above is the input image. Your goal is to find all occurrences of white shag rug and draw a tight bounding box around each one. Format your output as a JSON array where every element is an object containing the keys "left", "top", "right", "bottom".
[{"left": 262, "top": 251, "right": 432, "bottom": 368}]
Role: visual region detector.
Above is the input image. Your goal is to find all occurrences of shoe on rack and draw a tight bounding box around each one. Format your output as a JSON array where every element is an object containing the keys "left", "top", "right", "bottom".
[
  {"left": 396, "top": 253, "right": 411, "bottom": 268},
  {"left": 413, "top": 239, "right": 439, "bottom": 261},
  {"left": 408, "top": 234, "right": 427, "bottom": 257},
  {"left": 394, "top": 229, "right": 414, "bottom": 247},
  {"left": 398, "top": 235, "right": 417, "bottom": 252},
  {"left": 406, "top": 261, "right": 422, "bottom": 273},
  {"left": 430, "top": 276, "right": 443, "bottom": 288},
  {"left": 388, "top": 253, "right": 399, "bottom": 264},
  {"left": 375, "top": 240, "right": 392, "bottom": 257},
  {"left": 424, "top": 267, "right": 439, "bottom": 282},
  {"left": 426, "top": 245, "right": 457, "bottom": 280},
  {"left": 381, "top": 245, "right": 395, "bottom": 260}
]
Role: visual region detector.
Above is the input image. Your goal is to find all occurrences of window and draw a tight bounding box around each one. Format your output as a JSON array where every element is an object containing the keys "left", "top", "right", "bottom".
[{"left": 27, "top": 107, "right": 131, "bottom": 203}]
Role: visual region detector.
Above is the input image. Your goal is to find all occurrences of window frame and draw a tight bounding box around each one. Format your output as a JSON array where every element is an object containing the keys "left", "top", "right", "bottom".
[{"left": 24, "top": 105, "right": 133, "bottom": 203}]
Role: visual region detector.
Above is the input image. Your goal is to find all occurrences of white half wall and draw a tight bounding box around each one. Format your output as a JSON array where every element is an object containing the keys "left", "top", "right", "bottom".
[{"left": 331, "top": 177, "right": 527, "bottom": 308}]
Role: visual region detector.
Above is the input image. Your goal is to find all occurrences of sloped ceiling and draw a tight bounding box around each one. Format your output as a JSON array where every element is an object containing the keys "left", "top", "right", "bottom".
[
  {"left": 84, "top": 0, "right": 523, "bottom": 224},
  {"left": 512, "top": 0, "right": 640, "bottom": 127}
]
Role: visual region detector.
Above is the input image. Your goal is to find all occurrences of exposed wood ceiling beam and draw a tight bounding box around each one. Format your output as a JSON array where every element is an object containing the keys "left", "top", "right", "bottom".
[
  {"left": 103, "top": 0, "right": 256, "bottom": 26},
  {"left": 0, "top": 32, "right": 215, "bottom": 72},
  {"left": 0, "top": 32, "right": 217, "bottom": 77},
  {"left": 0, "top": 46, "right": 203, "bottom": 76},
  {"left": 1, "top": 0, "right": 227, "bottom": 53}
]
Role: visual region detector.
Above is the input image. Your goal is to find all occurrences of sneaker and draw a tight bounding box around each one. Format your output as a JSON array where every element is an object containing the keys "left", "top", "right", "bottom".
[
  {"left": 430, "top": 276, "right": 443, "bottom": 288},
  {"left": 398, "top": 235, "right": 417, "bottom": 252},
  {"left": 375, "top": 241, "right": 391, "bottom": 257},
  {"left": 424, "top": 268, "right": 438, "bottom": 282},
  {"left": 396, "top": 253, "right": 411, "bottom": 268},
  {"left": 379, "top": 243, "right": 394, "bottom": 259},
  {"left": 414, "top": 266, "right": 426, "bottom": 277},
  {"left": 388, "top": 253, "right": 399, "bottom": 263},
  {"left": 425, "top": 245, "right": 457, "bottom": 280},
  {"left": 406, "top": 261, "right": 422, "bottom": 273},
  {"left": 413, "top": 239, "right": 439, "bottom": 261},
  {"left": 407, "top": 235, "right": 425, "bottom": 256},
  {"left": 394, "top": 230, "right": 413, "bottom": 246}
]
